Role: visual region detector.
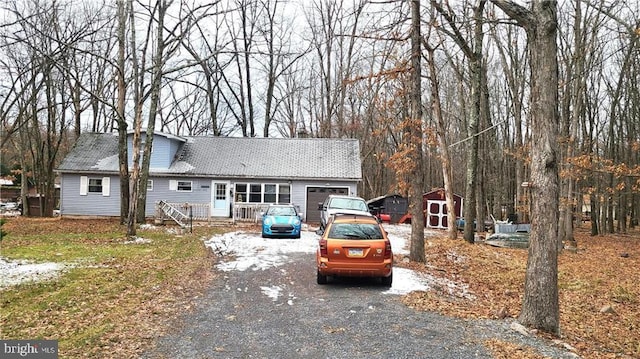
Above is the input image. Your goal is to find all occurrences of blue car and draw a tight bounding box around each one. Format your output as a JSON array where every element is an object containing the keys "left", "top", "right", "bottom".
[{"left": 261, "top": 204, "right": 303, "bottom": 238}]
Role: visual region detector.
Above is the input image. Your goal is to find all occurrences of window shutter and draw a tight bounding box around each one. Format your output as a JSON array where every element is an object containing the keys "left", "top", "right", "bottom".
[
  {"left": 102, "top": 177, "right": 110, "bottom": 196},
  {"left": 80, "top": 176, "right": 88, "bottom": 196},
  {"left": 169, "top": 180, "right": 177, "bottom": 191}
]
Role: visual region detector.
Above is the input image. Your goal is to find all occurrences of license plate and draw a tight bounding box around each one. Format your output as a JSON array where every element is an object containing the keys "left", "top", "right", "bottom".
[{"left": 348, "top": 248, "right": 363, "bottom": 256}]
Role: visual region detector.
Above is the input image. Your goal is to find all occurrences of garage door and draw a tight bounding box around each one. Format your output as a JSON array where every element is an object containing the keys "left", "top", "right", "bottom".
[{"left": 306, "top": 187, "right": 349, "bottom": 223}]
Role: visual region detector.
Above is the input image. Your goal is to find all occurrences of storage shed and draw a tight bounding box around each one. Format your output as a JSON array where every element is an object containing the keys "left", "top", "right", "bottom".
[
  {"left": 366, "top": 194, "right": 408, "bottom": 224},
  {"left": 423, "top": 188, "right": 463, "bottom": 229}
]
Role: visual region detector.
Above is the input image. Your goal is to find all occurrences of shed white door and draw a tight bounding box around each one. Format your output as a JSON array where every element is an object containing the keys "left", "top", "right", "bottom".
[
  {"left": 211, "top": 181, "right": 230, "bottom": 217},
  {"left": 426, "top": 200, "right": 447, "bottom": 229}
]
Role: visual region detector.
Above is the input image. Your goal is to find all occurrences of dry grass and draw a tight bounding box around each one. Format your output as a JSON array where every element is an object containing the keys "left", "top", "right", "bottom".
[
  {"left": 401, "top": 225, "right": 640, "bottom": 359},
  {"left": 1, "top": 217, "right": 224, "bottom": 358}
]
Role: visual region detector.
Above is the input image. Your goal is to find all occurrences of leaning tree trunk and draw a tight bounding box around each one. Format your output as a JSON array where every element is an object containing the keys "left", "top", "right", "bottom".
[{"left": 425, "top": 43, "right": 456, "bottom": 240}]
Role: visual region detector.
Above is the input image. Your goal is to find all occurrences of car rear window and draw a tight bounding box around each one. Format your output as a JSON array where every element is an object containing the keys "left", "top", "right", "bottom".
[{"left": 328, "top": 223, "right": 383, "bottom": 240}]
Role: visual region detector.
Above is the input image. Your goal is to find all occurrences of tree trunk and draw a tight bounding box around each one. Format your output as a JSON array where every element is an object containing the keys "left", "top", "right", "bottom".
[
  {"left": 408, "top": 0, "right": 425, "bottom": 263},
  {"left": 136, "top": 0, "right": 167, "bottom": 223},
  {"left": 116, "top": 0, "right": 129, "bottom": 225},
  {"left": 425, "top": 44, "right": 456, "bottom": 240},
  {"left": 492, "top": 0, "right": 560, "bottom": 334}
]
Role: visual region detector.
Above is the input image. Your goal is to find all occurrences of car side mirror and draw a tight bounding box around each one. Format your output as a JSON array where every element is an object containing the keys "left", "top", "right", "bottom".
[
  {"left": 317, "top": 202, "right": 323, "bottom": 210},
  {"left": 315, "top": 229, "right": 324, "bottom": 236}
]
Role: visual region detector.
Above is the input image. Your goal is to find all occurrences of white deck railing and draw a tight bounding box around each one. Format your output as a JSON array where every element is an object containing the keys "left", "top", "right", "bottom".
[
  {"left": 156, "top": 202, "right": 271, "bottom": 224},
  {"left": 232, "top": 203, "right": 270, "bottom": 223}
]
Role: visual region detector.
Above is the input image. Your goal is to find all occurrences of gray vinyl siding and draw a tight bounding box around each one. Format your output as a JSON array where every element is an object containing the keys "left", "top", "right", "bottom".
[
  {"left": 60, "top": 174, "right": 358, "bottom": 219},
  {"left": 60, "top": 174, "right": 122, "bottom": 216},
  {"left": 145, "top": 177, "right": 212, "bottom": 216},
  {"left": 60, "top": 174, "right": 214, "bottom": 217},
  {"left": 127, "top": 134, "right": 180, "bottom": 169}
]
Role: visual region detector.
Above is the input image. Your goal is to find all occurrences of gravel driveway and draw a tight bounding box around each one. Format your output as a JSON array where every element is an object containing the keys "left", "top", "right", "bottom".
[{"left": 144, "top": 229, "right": 579, "bottom": 359}]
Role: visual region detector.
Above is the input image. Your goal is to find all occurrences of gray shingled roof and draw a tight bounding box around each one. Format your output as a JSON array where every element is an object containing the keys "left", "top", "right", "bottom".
[{"left": 57, "top": 133, "right": 362, "bottom": 181}]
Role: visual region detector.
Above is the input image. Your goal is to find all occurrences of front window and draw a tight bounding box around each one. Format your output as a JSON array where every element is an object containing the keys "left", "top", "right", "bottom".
[
  {"left": 235, "top": 184, "right": 247, "bottom": 202},
  {"left": 278, "top": 184, "right": 291, "bottom": 203},
  {"left": 264, "top": 184, "right": 277, "bottom": 203},
  {"left": 177, "top": 181, "right": 192, "bottom": 192},
  {"left": 88, "top": 178, "right": 102, "bottom": 193},
  {"left": 249, "top": 184, "right": 262, "bottom": 202},
  {"left": 235, "top": 183, "right": 292, "bottom": 204}
]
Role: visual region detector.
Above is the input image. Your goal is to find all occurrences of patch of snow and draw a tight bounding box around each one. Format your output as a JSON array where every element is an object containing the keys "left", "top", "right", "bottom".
[
  {"left": 383, "top": 267, "right": 432, "bottom": 295},
  {"left": 203, "top": 231, "right": 317, "bottom": 271},
  {"left": 0, "top": 258, "right": 71, "bottom": 289},
  {"left": 260, "top": 285, "right": 283, "bottom": 301},
  {"left": 123, "top": 237, "right": 153, "bottom": 244},
  {"left": 384, "top": 224, "right": 411, "bottom": 255}
]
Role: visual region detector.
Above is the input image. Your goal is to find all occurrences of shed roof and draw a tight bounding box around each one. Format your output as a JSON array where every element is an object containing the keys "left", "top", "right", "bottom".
[{"left": 57, "top": 133, "right": 362, "bottom": 181}]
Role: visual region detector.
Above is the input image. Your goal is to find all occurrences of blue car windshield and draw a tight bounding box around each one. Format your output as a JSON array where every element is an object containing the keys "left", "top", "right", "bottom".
[
  {"left": 266, "top": 206, "right": 296, "bottom": 216},
  {"left": 328, "top": 223, "right": 383, "bottom": 240}
]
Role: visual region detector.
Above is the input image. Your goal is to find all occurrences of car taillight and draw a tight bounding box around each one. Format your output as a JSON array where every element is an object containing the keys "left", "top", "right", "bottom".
[
  {"left": 384, "top": 240, "right": 392, "bottom": 259},
  {"left": 319, "top": 238, "right": 328, "bottom": 257}
]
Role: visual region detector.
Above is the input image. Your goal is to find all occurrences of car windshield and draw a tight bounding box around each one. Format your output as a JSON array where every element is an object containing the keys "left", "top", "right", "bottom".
[
  {"left": 327, "top": 223, "right": 383, "bottom": 240},
  {"left": 329, "top": 198, "right": 368, "bottom": 211},
  {"left": 266, "top": 206, "right": 296, "bottom": 216}
]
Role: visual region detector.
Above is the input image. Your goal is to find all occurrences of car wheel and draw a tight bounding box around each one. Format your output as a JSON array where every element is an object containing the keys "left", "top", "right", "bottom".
[
  {"left": 262, "top": 233, "right": 269, "bottom": 238},
  {"left": 381, "top": 274, "right": 393, "bottom": 287},
  {"left": 317, "top": 270, "right": 328, "bottom": 285},
  {"left": 293, "top": 233, "right": 301, "bottom": 239}
]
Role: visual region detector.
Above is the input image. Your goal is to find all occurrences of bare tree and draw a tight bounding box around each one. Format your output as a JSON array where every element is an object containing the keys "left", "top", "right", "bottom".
[
  {"left": 424, "top": 40, "right": 456, "bottom": 240},
  {"left": 116, "top": 0, "right": 130, "bottom": 224},
  {"left": 491, "top": 0, "right": 561, "bottom": 334},
  {"left": 407, "top": 0, "right": 426, "bottom": 262},
  {"left": 431, "top": 0, "right": 487, "bottom": 242}
]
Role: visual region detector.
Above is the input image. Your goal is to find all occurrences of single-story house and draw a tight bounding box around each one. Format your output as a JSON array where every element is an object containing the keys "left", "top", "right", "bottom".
[{"left": 56, "top": 132, "right": 363, "bottom": 223}]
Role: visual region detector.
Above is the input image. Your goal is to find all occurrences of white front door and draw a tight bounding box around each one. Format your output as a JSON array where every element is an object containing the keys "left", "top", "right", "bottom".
[{"left": 211, "top": 181, "right": 230, "bottom": 217}]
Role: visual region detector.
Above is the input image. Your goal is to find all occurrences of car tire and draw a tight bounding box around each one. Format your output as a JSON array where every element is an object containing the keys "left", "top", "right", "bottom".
[
  {"left": 262, "top": 233, "right": 270, "bottom": 238},
  {"left": 293, "top": 233, "right": 301, "bottom": 239},
  {"left": 317, "top": 270, "right": 328, "bottom": 285},
  {"left": 381, "top": 274, "right": 393, "bottom": 287}
]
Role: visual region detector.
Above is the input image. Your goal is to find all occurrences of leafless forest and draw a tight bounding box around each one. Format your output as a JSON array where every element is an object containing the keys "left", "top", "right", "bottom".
[{"left": 1, "top": 0, "right": 638, "bottom": 237}]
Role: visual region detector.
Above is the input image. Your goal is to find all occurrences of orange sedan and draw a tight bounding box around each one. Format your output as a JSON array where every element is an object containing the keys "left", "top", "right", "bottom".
[{"left": 316, "top": 214, "right": 393, "bottom": 286}]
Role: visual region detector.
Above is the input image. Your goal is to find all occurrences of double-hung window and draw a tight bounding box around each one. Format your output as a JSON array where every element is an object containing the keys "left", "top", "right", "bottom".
[
  {"left": 88, "top": 178, "right": 103, "bottom": 193},
  {"left": 177, "top": 181, "right": 192, "bottom": 192},
  {"left": 80, "top": 176, "right": 110, "bottom": 196}
]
